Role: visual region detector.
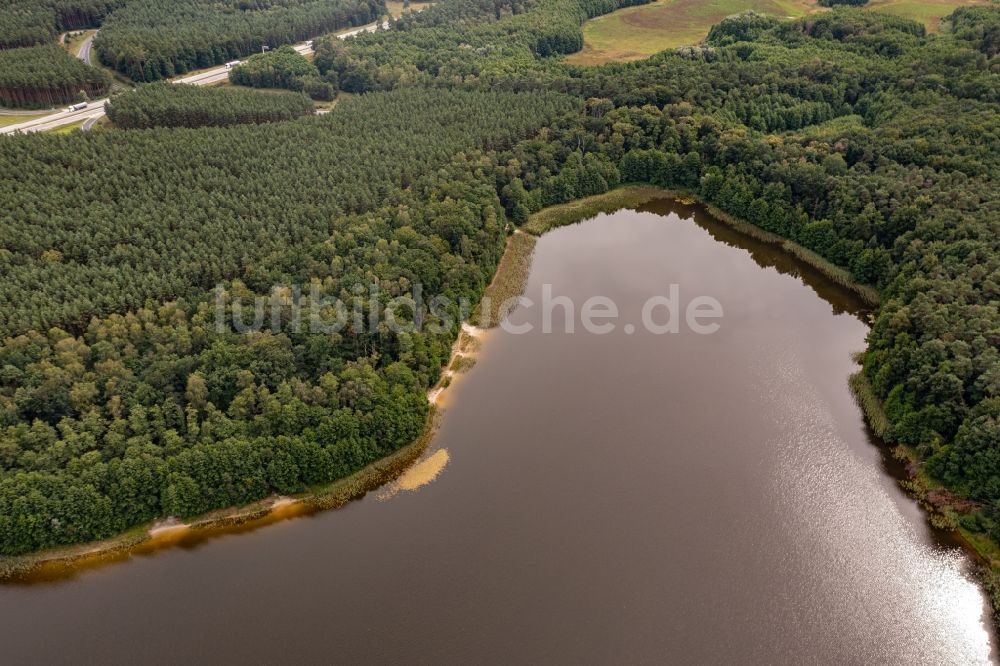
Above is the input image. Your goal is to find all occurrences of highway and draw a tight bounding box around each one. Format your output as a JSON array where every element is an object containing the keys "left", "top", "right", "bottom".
[
  {"left": 0, "top": 103, "right": 108, "bottom": 134},
  {"left": 1, "top": 19, "right": 392, "bottom": 136}
]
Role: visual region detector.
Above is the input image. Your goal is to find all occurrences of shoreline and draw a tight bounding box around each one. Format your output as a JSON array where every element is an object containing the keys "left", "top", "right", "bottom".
[
  {"left": 0, "top": 416, "right": 436, "bottom": 582},
  {"left": 522, "top": 185, "right": 879, "bottom": 306},
  {"left": 850, "top": 371, "right": 1000, "bottom": 621},
  {"left": 515, "top": 185, "right": 999, "bottom": 623},
  {"left": 5, "top": 185, "right": 990, "bottom": 622},
  {"left": 0, "top": 323, "right": 485, "bottom": 583}
]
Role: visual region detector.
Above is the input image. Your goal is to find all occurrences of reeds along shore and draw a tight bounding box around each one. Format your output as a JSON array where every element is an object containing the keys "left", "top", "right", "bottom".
[{"left": 494, "top": 185, "right": 879, "bottom": 330}]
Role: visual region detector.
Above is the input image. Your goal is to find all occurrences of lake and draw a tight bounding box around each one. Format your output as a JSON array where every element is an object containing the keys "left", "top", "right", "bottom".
[{"left": 0, "top": 199, "right": 993, "bottom": 664}]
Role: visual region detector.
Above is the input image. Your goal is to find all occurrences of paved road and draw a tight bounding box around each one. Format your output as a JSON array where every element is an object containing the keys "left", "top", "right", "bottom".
[
  {"left": 78, "top": 33, "right": 95, "bottom": 66},
  {"left": 1, "top": 103, "right": 107, "bottom": 134},
  {"left": 61, "top": 30, "right": 96, "bottom": 64},
  {"left": 1, "top": 19, "right": 392, "bottom": 136}
]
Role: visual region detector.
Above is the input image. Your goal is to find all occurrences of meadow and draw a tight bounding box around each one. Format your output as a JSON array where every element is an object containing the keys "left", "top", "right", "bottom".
[{"left": 564, "top": 0, "right": 989, "bottom": 64}]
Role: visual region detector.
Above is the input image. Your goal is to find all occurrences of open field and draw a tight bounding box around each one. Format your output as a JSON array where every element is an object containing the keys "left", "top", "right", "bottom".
[
  {"left": 867, "top": 0, "right": 990, "bottom": 32},
  {"left": 566, "top": 0, "right": 818, "bottom": 64},
  {"left": 565, "top": 0, "right": 989, "bottom": 65}
]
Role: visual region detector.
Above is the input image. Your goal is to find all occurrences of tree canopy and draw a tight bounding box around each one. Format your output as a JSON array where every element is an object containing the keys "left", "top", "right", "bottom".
[
  {"left": 0, "top": 43, "right": 111, "bottom": 107},
  {"left": 0, "top": 0, "right": 125, "bottom": 49},
  {"left": 0, "top": 0, "right": 997, "bottom": 561},
  {"left": 105, "top": 82, "right": 316, "bottom": 128},
  {"left": 229, "top": 45, "right": 336, "bottom": 100},
  {"left": 94, "top": 0, "right": 387, "bottom": 81}
]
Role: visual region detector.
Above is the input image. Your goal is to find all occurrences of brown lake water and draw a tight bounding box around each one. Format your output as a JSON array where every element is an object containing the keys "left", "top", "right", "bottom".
[{"left": 0, "top": 200, "right": 994, "bottom": 664}]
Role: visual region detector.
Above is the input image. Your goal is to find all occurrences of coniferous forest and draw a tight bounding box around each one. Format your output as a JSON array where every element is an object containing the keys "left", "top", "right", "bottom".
[
  {"left": 105, "top": 82, "right": 316, "bottom": 128},
  {"left": 93, "top": 0, "right": 386, "bottom": 81},
  {"left": 0, "top": 0, "right": 384, "bottom": 107},
  {"left": 0, "top": 0, "right": 997, "bottom": 591},
  {"left": 228, "top": 45, "right": 336, "bottom": 100},
  {"left": 0, "top": 43, "right": 111, "bottom": 107},
  {"left": 0, "top": 0, "right": 124, "bottom": 49}
]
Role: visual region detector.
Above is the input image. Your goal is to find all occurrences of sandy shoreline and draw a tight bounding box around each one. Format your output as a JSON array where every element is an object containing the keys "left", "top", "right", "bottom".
[{"left": 0, "top": 323, "right": 486, "bottom": 583}]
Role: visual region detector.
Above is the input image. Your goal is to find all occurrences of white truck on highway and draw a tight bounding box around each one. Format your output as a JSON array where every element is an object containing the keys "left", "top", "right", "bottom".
[
  {"left": 225, "top": 60, "right": 241, "bottom": 69},
  {"left": 67, "top": 102, "right": 88, "bottom": 112}
]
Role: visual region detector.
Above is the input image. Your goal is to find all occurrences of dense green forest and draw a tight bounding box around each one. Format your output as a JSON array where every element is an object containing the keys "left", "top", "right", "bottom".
[
  {"left": 0, "top": 0, "right": 997, "bottom": 562},
  {"left": 0, "top": 0, "right": 124, "bottom": 48},
  {"left": 0, "top": 0, "right": 381, "bottom": 108},
  {"left": 0, "top": 1, "right": 120, "bottom": 108},
  {"left": 0, "top": 88, "right": 575, "bottom": 554},
  {"left": 0, "top": 88, "right": 572, "bottom": 338},
  {"left": 94, "top": 0, "right": 386, "bottom": 82},
  {"left": 0, "top": 42, "right": 111, "bottom": 107},
  {"left": 105, "top": 82, "right": 315, "bottom": 128},
  {"left": 312, "top": 0, "right": 654, "bottom": 92},
  {"left": 229, "top": 45, "right": 336, "bottom": 100}
]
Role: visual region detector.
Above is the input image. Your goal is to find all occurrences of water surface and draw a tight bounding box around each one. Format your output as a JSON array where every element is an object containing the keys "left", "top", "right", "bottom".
[{"left": 0, "top": 200, "right": 993, "bottom": 664}]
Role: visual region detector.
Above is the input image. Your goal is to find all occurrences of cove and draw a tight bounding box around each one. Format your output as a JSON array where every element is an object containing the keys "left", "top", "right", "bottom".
[{"left": 0, "top": 198, "right": 993, "bottom": 664}]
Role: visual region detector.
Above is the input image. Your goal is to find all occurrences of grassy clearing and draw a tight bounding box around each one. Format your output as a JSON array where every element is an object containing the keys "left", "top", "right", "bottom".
[
  {"left": 565, "top": 0, "right": 818, "bottom": 65},
  {"left": 566, "top": 0, "right": 987, "bottom": 65},
  {"left": 314, "top": 93, "right": 347, "bottom": 113},
  {"left": 45, "top": 119, "right": 88, "bottom": 134},
  {"left": 867, "top": 0, "right": 990, "bottom": 32},
  {"left": 0, "top": 113, "right": 48, "bottom": 127},
  {"left": 386, "top": 1, "right": 412, "bottom": 18}
]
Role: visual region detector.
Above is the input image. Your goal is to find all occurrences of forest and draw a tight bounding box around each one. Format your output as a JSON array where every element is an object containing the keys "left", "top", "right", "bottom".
[
  {"left": 311, "top": 0, "right": 654, "bottom": 92},
  {"left": 0, "top": 0, "right": 384, "bottom": 108},
  {"left": 0, "top": 0, "right": 124, "bottom": 49},
  {"left": 0, "top": 0, "right": 996, "bottom": 563},
  {"left": 93, "top": 0, "right": 386, "bottom": 81},
  {"left": 228, "top": 45, "right": 336, "bottom": 100},
  {"left": 105, "top": 82, "right": 316, "bottom": 129},
  {"left": 0, "top": 1, "right": 123, "bottom": 108},
  {"left": 0, "top": 88, "right": 575, "bottom": 554},
  {"left": 0, "top": 42, "right": 111, "bottom": 107}
]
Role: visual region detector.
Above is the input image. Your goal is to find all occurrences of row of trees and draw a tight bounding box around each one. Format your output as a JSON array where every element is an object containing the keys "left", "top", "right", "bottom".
[
  {"left": 229, "top": 45, "right": 336, "bottom": 100},
  {"left": 105, "top": 82, "right": 315, "bottom": 128},
  {"left": 0, "top": 43, "right": 111, "bottom": 107},
  {"left": 94, "top": 0, "right": 386, "bottom": 82}
]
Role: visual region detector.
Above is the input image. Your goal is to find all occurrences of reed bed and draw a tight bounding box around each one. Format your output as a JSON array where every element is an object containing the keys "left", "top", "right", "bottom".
[{"left": 475, "top": 231, "right": 537, "bottom": 328}]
